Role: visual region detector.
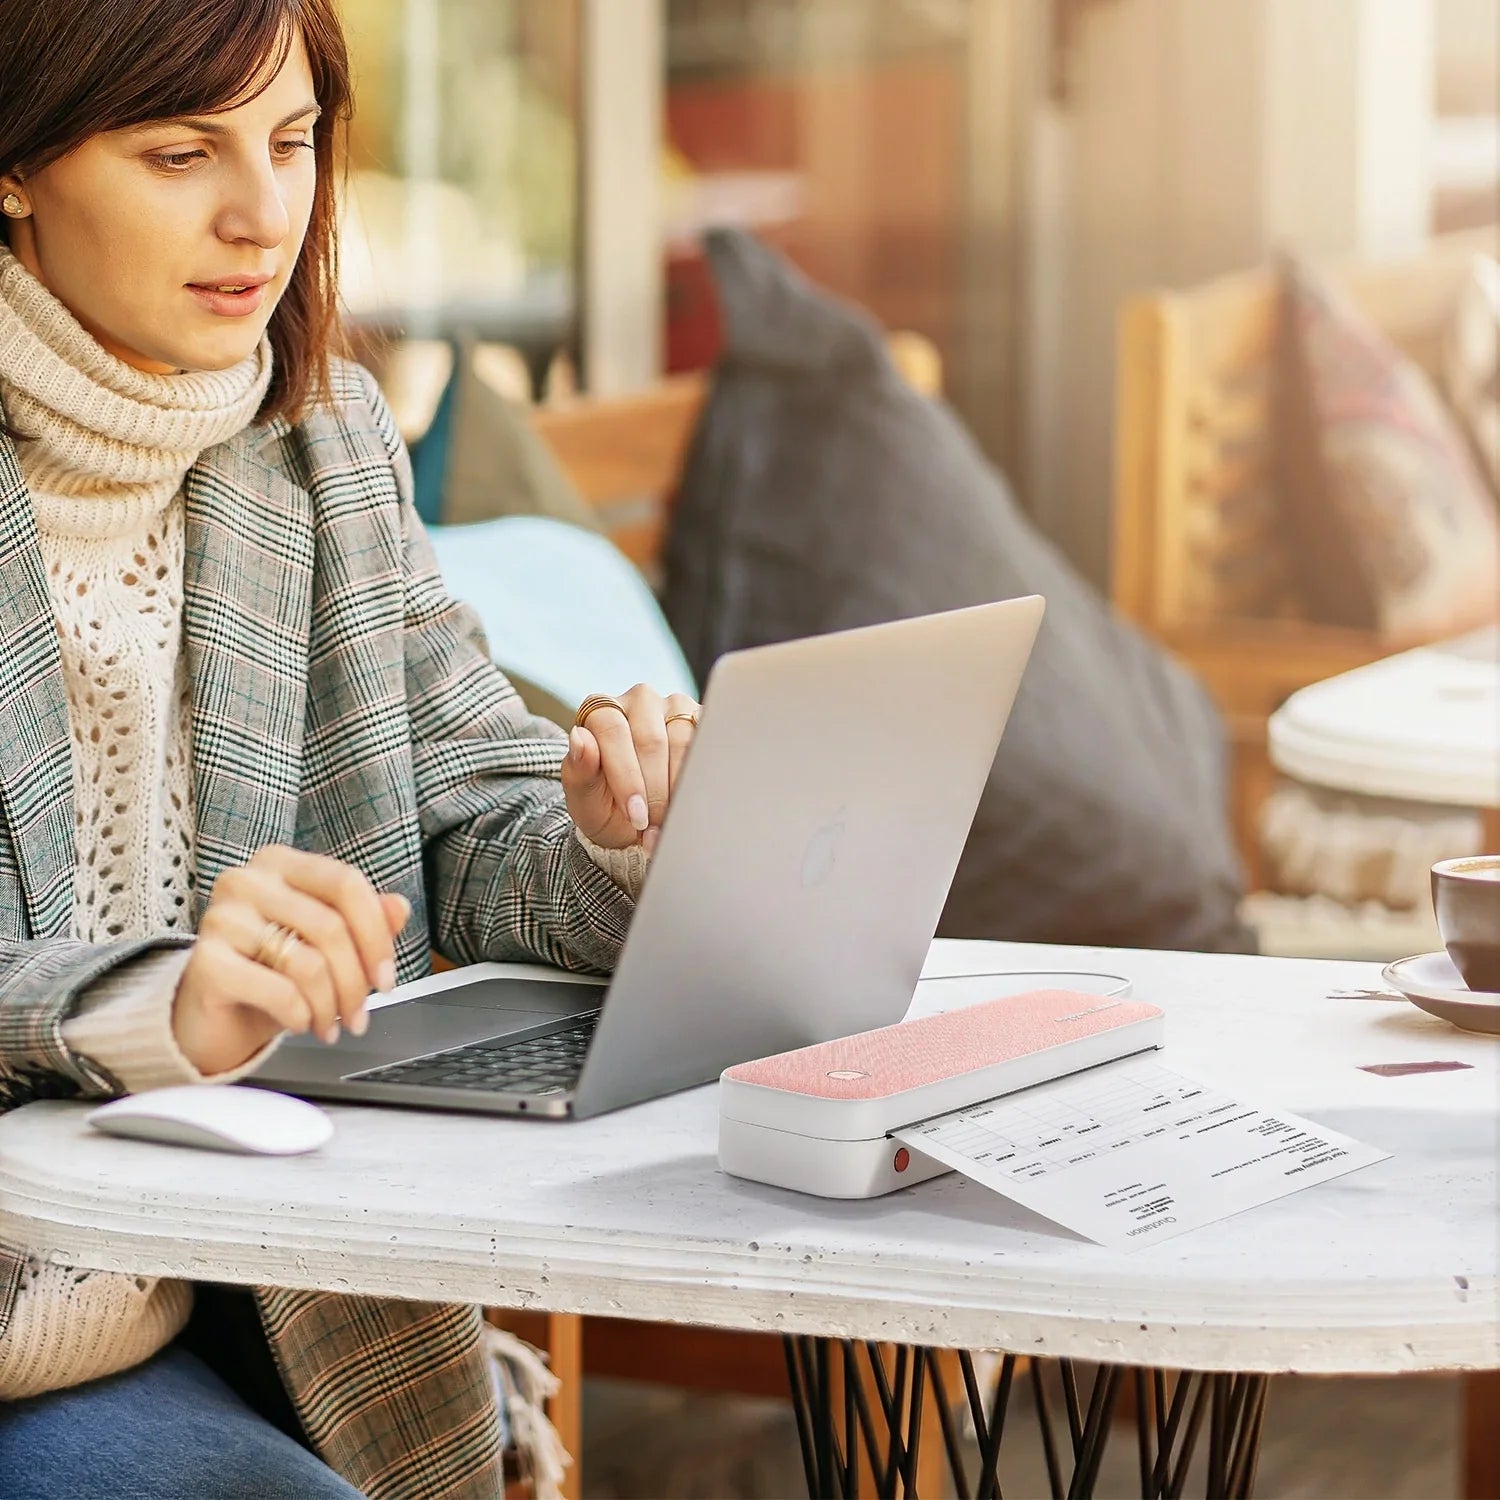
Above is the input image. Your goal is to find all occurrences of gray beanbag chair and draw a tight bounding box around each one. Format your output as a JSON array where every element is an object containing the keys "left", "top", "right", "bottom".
[{"left": 663, "top": 230, "right": 1252, "bottom": 952}]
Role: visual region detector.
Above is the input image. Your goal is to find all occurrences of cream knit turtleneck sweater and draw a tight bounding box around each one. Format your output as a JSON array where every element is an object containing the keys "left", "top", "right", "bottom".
[{"left": 0, "top": 248, "right": 273, "bottom": 945}]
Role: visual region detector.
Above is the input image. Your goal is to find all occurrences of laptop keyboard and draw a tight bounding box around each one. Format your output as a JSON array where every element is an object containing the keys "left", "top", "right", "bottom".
[{"left": 347, "top": 1015, "right": 599, "bottom": 1096}]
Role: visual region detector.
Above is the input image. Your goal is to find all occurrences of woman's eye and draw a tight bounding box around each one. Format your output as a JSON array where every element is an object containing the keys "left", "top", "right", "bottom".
[
  {"left": 147, "top": 149, "right": 208, "bottom": 171},
  {"left": 273, "top": 138, "right": 314, "bottom": 160}
]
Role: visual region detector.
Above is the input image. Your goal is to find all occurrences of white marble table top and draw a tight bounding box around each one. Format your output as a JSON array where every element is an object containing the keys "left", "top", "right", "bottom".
[
  {"left": 0, "top": 941, "right": 1495, "bottom": 1375},
  {"left": 1269, "top": 627, "right": 1500, "bottom": 806}
]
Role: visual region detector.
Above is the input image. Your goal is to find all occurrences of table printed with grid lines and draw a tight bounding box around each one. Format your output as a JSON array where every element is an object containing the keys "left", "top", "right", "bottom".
[{"left": 893, "top": 1057, "right": 1389, "bottom": 1249}]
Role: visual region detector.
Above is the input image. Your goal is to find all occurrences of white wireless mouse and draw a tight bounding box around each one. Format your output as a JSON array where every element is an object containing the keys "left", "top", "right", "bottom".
[{"left": 88, "top": 1085, "right": 334, "bottom": 1156}]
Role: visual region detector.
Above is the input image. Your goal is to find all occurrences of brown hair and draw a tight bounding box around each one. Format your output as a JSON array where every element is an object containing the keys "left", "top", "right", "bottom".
[{"left": 0, "top": 0, "right": 352, "bottom": 426}]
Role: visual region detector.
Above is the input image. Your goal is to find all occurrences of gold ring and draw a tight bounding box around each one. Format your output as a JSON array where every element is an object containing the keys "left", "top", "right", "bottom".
[
  {"left": 574, "top": 693, "right": 627, "bottom": 731},
  {"left": 664, "top": 712, "right": 699, "bottom": 728},
  {"left": 253, "top": 921, "right": 300, "bottom": 973}
]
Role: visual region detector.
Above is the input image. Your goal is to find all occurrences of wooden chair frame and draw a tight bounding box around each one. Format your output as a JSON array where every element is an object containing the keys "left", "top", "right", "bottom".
[{"left": 1111, "top": 232, "right": 1497, "bottom": 887}]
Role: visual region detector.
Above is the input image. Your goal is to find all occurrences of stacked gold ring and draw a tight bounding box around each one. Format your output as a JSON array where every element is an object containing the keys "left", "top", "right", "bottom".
[
  {"left": 254, "top": 921, "right": 300, "bottom": 973},
  {"left": 573, "top": 693, "right": 627, "bottom": 731},
  {"left": 664, "top": 711, "right": 699, "bottom": 728}
]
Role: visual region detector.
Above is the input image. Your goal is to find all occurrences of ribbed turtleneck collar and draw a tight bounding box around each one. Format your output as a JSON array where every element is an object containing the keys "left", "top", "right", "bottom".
[{"left": 0, "top": 246, "right": 273, "bottom": 538}]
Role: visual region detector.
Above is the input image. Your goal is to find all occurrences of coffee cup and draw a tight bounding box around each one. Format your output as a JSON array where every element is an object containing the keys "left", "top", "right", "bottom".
[{"left": 1431, "top": 856, "right": 1500, "bottom": 993}]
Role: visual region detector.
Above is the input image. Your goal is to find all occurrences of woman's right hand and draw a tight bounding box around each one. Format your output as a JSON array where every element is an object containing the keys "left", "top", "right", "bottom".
[{"left": 172, "top": 845, "right": 410, "bottom": 1077}]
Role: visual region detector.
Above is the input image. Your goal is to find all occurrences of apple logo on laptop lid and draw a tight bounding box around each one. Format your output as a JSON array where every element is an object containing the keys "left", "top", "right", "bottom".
[{"left": 801, "top": 809, "right": 847, "bottom": 889}]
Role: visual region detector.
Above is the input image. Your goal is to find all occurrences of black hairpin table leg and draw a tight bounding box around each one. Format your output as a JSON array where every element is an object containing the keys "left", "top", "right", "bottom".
[{"left": 783, "top": 1337, "right": 1270, "bottom": 1499}]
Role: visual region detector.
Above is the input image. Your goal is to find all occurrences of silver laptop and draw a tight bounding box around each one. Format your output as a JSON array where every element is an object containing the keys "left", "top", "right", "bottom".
[{"left": 256, "top": 596, "right": 1044, "bottom": 1119}]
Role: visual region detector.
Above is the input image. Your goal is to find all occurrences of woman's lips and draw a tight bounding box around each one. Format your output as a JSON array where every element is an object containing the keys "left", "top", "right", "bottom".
[{"left": 186, "top": 282, "right": 268, "bottom": 317}]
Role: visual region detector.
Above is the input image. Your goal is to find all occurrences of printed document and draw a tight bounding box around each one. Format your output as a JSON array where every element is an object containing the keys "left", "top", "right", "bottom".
[{"left": 892, "top": 1056, "right": 1389, "bottom": 1248}]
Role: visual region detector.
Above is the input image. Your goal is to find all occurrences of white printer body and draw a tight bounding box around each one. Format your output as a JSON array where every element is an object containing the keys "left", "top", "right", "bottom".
[{"left": 718, "top": 989, "right": 1165, "bottom": 1199}]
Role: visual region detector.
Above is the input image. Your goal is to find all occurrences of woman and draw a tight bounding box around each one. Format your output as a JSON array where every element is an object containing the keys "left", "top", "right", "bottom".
[{"left": 0, "top": 1, "right": 694, "bottom": 1494}]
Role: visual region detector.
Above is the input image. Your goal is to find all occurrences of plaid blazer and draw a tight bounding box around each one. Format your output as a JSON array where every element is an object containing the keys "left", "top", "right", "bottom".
[{"left": 0, "top": 360, "right": 636, "bottom": 1497}]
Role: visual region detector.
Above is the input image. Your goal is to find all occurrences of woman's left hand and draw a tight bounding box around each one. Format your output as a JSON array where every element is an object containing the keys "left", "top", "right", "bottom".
[{"left": 562, "top": 684, "right": 701, "bottom": 855}]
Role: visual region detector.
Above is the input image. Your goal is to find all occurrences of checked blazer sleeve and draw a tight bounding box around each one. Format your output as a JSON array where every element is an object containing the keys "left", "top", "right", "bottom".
[
  {"left": 361, "top": 369, "right": 639, "bottom": 975},
  {"left": 0, "top": 936, "right": 195, "bottom": 1112}
]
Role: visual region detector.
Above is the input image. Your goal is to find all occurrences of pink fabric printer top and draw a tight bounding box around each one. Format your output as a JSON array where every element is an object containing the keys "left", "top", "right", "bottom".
[{"left": 722, "top": 991, "right": 1163, "bottom": 1100}]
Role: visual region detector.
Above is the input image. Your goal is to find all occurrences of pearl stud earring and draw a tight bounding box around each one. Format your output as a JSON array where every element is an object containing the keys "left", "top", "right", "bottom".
[{"left": 0, "top": 193, "right": 24, "bottom": 217}]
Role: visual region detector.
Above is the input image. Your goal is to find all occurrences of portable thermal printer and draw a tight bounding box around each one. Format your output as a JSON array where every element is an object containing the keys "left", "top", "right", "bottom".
[{"left": 718, "top": 990, "right": 1166, "bottom": 1199}]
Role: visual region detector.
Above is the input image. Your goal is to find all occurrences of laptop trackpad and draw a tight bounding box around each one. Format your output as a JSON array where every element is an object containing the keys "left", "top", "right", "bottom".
[
  {"left": 423, "top": 976, "right": 604, "bottom": 1019},
  {"left": 362, "top": 999, "right": 547, "bottom": 1055}
]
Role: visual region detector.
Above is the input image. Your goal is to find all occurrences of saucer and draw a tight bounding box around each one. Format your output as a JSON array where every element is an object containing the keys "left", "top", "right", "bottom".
[{"left": 1382, "top": 952, "right": 1500, "bottom": 1035}]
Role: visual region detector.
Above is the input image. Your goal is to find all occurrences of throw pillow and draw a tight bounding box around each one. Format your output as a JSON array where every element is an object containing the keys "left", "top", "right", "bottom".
[
  {"left": 406, "top": 347, "right": 457, "bottom": 527},
  {"left": 662, "top": 229, "right": 1252, "bottom": 953},
  {"left": 1275, "top": 256, "right": 1500, "bottom": 644},
  {"left": 408, "top": 338, "right": 604, "bottom": 532}
]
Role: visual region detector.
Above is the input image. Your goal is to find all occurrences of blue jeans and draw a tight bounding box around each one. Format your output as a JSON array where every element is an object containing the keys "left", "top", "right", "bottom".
[{"left": 0, "top": 1345, "right": 364, "bottom": 1499}]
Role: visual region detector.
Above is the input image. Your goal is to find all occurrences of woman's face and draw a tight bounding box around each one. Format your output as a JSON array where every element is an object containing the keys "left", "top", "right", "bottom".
[{"left": 1, "top": 33, "right": 317, "bottom": 375}]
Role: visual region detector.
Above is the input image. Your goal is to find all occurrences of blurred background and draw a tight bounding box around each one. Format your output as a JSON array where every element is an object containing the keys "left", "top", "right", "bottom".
[{"left": 338, "top": 0, "right": 1495, "bottom": 575}]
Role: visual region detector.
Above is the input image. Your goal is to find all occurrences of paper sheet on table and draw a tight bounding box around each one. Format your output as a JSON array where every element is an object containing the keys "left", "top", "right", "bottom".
[{"left": 892, "top": 1055, "right": 1390, "bottom": 1249}]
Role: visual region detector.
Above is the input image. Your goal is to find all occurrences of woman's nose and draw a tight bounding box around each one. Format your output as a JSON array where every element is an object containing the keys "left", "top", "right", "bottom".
[{"left": 215, "top": 163, "right": 290, "bottom": 249}]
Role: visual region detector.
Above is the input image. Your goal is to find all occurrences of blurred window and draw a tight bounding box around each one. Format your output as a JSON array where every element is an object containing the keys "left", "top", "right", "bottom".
[
  {"left": 1430, "top": 0, "right": 1500, "bottom": 234},
  {"left": 663, "top": 0, "right": 1019, "bottom": 463},
  {"left": 339, "top": 0, "right": 580, "bottom": 356}
]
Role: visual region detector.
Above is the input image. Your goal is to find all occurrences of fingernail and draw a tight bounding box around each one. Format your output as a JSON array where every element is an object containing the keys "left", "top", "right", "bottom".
[
  {"left": 350, "top": 1008, "right": 369, "bottom": 1038},
  {"left": 568, "top": 728, "right": 584, "bottom": 760},
  {"left": 627, "top": 794, "right": 649, "bottom": 831},
  {"left": 642, "top": 827, "right": 660, "bottom": 855},
  {"left": 377, "top": 959, "right": 396, "bottom": 992},
  {"left": 322, "top": 1022, "right": 341, "bottom": 1046},
  {"left": 396, "top": 895, "right": 411, "bottom": 923}
]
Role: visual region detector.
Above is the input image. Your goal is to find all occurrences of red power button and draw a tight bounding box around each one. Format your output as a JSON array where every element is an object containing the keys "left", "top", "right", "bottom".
[{"left": 893, "top": 1147, "right": 911, "bottom": 1173}]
